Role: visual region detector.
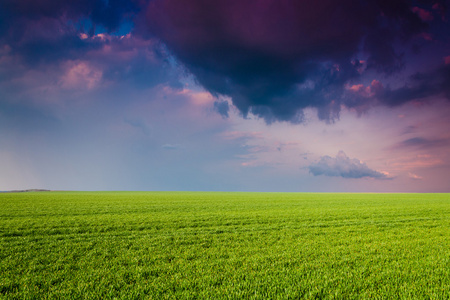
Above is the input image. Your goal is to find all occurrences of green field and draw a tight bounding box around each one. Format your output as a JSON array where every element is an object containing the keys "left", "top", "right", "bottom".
[{"left": 1, "top": 192, "right": 449, "bottom": 299}]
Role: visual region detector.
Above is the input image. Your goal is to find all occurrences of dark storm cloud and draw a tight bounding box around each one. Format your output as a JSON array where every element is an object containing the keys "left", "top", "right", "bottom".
[
  {"left": 0, "top": 0, "right": 140, "bottom": 65},
  {"left": 1, "top": 0, "right": 448, "bottom": 124},
  {"left": 0, "top": 0, "right": 139, "bottom": 32},
  {"left": 309, "top": 151, "right": 390, "bottom": 179},
  {"left": 342, "top": 63, "right": 450, "bottom": 109},
  {"left": 144, "top": 0, "right": 445, "bottom": 122},
  {"left": 0, "top": 0, "right": 182, "bottom": 100},
  {"left": 378, "top": 64, "right": 450, "bottom": 106}
]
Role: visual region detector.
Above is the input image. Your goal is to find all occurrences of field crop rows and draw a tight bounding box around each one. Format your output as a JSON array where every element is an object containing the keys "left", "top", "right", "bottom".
[{"left": 0, "top": 192, "right": 449, "bottom": 299}]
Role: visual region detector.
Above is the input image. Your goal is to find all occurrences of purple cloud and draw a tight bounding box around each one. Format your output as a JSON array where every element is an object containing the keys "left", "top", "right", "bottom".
[
  {"left": 0, "top": 0, "right": 140, "bottom": 65},
  {"left": 309, "top": 151, "right": 391, "bottom": 179},
  {"left": 394, "top": 137, "right": 450, "bottom": 150},
  {"left": 0, "top": 0, "right": 449, "bottom": 125},
  {"left": 143, "top": 0, "right": 445, "bottom": 123}
]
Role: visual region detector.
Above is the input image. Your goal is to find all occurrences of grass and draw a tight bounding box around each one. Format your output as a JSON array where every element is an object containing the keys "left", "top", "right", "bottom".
[{"left": 0, "top": 192, "right": 449, "bottom": 299}]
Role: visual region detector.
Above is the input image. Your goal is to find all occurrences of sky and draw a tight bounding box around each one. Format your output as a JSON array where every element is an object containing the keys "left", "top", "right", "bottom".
[{"left": 1, "top": 0, "right": 450, "bottom": 192}]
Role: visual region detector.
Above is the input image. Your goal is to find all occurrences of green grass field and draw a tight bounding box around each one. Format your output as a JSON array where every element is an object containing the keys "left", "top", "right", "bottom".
[{"left": 1, "top": 192, "right": 449, "bottom": 299}]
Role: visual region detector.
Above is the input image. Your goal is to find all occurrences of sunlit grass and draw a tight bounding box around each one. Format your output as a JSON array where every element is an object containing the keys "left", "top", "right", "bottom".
[{"left": 1, "top": 192, "right": 449, "bottom": 299}]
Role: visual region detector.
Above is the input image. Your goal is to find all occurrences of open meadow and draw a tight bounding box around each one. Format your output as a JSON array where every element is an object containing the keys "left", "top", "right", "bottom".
[{"left": 0, "top": 192, "right": 449, "bottom": 299}]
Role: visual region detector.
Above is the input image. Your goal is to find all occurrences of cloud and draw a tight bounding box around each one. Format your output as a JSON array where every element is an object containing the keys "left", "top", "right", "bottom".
[
  {"left": 402, "top": 125, "right": 418, "bottom": 135},
  {"left": 60, "top": 60, "right": 102, "bottom": 90},
  {"left": 386, "top": 153, "right": 445, "bottom": 172},
  {"left": 3, "top": 0, "right": 171, "bottom": 82},
  {"left": 162, "top": 143, "right": 184, "bottom": 150},
  {"left": 343, "top": 63, "right": 450, "bottom": 109},
  {"left": 309, "top": 151, "right": 390, "bottom": 179},
  {"left": 379, "top": 65, "right": 450, "bottom": 106},
  {"left": 408, "top": 172, "right": 423, "bottom": 180},
  {"left": 0, "top": 0, "right": 134, "bottom": 65},
  {"left": 0, "top": 32, "right": 182, "bottom": 111},
  {"left": 124, "top": 118, "right": 150, "bottom": 136},
  {"left": 445, "top": 56, "right": 450, "bottom": 65},
  {"left": 392, "top": 137, "right": 450, "bottom": 150},
  {"left": 143, "top": 0, "right": 442, "bottom": 123},
  {"left": 1, "top": 0, "right": 449, "bottom": 125},
  {"left": 213, "top": 100, "right": 229, "bottom": 118},
  {"left": 0, "top": 0, "right": 139, "bottom": 34},
  {"left": 412, "top": 7, "right": 434, "bottom": 22}
]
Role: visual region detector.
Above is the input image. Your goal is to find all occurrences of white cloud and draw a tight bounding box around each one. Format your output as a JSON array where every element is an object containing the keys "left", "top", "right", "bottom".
[{"left": 309, "top": 151, "right": 391, "bottom": 179}]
